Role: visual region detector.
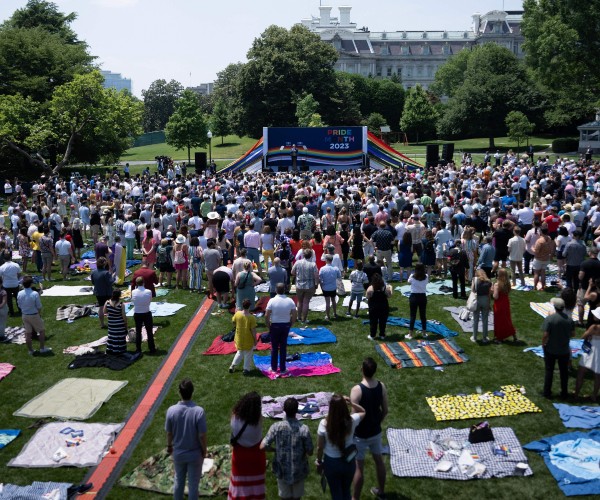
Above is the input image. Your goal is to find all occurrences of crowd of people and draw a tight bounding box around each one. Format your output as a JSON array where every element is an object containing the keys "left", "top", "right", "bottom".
[{"left": 2, "top": 148, "right": 600, "bottom": 498}]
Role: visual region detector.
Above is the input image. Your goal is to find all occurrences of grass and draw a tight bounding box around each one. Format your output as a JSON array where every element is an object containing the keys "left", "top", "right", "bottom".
[{"left": 1, "top": 245, "right": 598, "bottom": 499}]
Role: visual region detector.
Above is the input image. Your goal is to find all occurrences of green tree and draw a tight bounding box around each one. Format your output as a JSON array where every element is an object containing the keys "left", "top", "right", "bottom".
[
  {"left": 0, "top": 71, "right": 142, "bottom": 172},
  {"left": 308, "top": 113, "right": 324, "bottom": 127},
  {"left": 210, "top": 97, "right": 230, "bottom": 144},
  {"left": 141, "top": 79, "right": 184, "bottom": 132},
  {"left": 233, "top": 25, "right": 339, "bottom": 137},
  {"left": 295, "top": 94, "right": 319, "bottom": 127},
  {"left": 522, "top": 0, "right": 600, "bottom": 126},
  {"left": 365, "top": 112, "right": 388, "bottom": 133},
  {"left": 430, "top": 48, "right": 471, "bottom": 99},
  {"left": 327, "top": 73, "right": 362, "bottom": 126},
  {"left": 3, "top": 0, "right": 79, "bottom": 43},
  {"left": 505, "top": 111, "right": 535, "bottom": 154},
  {"left": 400, "top": 85, "right": 438, "bottom": 144},
  {"left": 371, "top": 79, "right": 405, "bottom": 132},
  {"left": 165, "top": 89, "right": 209, "bottom": 164},
  {"left": 437, "top": 44, "right": 542, "bottom": 149}
]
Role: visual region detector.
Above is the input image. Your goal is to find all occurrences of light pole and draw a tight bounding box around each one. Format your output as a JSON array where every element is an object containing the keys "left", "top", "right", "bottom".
[{"left": 207, "top": 130, "right": 213, "bottom": 165}]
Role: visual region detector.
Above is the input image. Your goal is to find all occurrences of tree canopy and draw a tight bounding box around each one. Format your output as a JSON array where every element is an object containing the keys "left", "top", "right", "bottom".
[
  {"left": 400, "top": 85, "right": 437, "bottom": 144},
  {"left": 165, "top": 89, "right": 209, "bottom": 164},
  {"left": 522, "top": 0, "right": 600, "bottom": 126},
  {"left": 142, "top": 79, "right": 184, "bottom": 132}
]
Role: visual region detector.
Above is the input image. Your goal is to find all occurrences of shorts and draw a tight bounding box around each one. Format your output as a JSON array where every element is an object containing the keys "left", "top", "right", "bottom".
[
  {"left": 322, "top": 289, "right": 337, "bottom": 298},
  {"left": 97, "top": 295, "right": 111, "bottom": 307},
  {"left": 350, "top": 291, "right": 364, "bottom": 303},
  {"left": 532, "top": 259, "right": 548, "bottom": 271},
  {"left": 577, "top": 288, "right": 586, "bottom": 307},
  {"left": 277, "top": 479, "right": 304, "bottom": 499},
  {"left": 23, "top": 314, "right": 45, "bottom": 334},
  {"left": 354, "top": 432, "right": 383, "bottom": 460},
  {"left": 213, "top": 271, "right": 231, "bottom": 293},
  {"left": 159, "top": 262, "right": 175, "bottom": 273}
]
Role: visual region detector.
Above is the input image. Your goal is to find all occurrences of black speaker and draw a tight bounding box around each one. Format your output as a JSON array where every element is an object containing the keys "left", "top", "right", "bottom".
[
  {"left": 194, "top": 152, "right": 207, "bottom": 173},
  {"left": 278, "top": 165, "right": 289, "bottom": 173},
  {"left": 442, "top": 143, "right": 454, "bottom": 162},
  {"left": 426, "top": 144, "right": 439, "bottom": 163},
  {"left": 300, "top": 163, "right": 309, "bottom": 172}
]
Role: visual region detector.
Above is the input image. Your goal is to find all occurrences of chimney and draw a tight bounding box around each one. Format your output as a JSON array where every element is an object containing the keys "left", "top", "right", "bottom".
[
  {"left": 319, "top": 6, "right": 332, "bottom": 26},
  {"left": 339, "top": 6, "right": 351, "bottom": 26},
  {"left": 472, "top": 13, "right": 481, "bottom": 33}
]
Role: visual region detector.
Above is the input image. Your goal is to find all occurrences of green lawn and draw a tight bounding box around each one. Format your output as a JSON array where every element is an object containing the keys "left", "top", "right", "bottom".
[{"left": 0, "top": 249, "right": 597, "bottom": 498}]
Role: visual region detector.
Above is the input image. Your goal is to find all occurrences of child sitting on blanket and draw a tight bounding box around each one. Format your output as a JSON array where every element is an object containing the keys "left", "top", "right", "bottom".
[{"left": 347, "top": 260, "right": 368, "bottom": 318}]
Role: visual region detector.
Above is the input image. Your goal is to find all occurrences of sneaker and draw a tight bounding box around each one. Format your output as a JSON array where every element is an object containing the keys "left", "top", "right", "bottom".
[
  {"left": 370, "top": 487, "right": 386, "bottom": 500},
  {"left": 242, "top": 370, "right": 250, "bottom": 376},
  {"left": 354, "top": 314, "right": 359, "bottom": 319},
  {"left": 345, "top": 312, "right": 352, "bottom": 317},
  {"left": 324, "top": 315, "right": 330, "bottom": 321},
  {"left": 470, "top": 336, "right": 477, "bottom": 343},
  {"left": 279, "top": 369, "right": 289, "bottom": 376},
  {"left": 228, "top": 367, "right": 234, "bottom": 374},
  {"left": 39, "top": 347, "right": 52, "bottom": 354},
  {"left": 482, "top": 338, "right": 490, "bottom": 344},
  {"left": 367, "top": 335, "right": 374, "bottom": 341},
  {"left": 405, "top": 333, "right": 413, "bottom": 340}
]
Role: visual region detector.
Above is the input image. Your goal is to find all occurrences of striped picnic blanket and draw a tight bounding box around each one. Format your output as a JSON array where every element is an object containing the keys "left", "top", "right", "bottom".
[
  {"left": 530, "top": 302, "right": 589, "bottom": 322},
  {"left": 375, "top": 339, "right": 469, "bottom": 369}
]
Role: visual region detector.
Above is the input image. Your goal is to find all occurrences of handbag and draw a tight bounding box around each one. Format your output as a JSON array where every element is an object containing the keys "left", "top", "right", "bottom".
[
  {"left": 230, "top": 420, "right": 249, "bottom": 446},
  {"left": 468, "top": 421, "right": 494, "bottom": 444},
  {"left": 237, "top": 271, "right": 250, "bottom": 290},
  {"left": 343, "top": 443, "right": 358, "bottom": 463},
  {"left": 222, "top": 329, "right": 235, "bottom": 342},
  {"left": 466, "top": 278, "right": 478, "bottom": 312},
  {"left": 336, "top": 277, "right": 346, "bottom": 296}
]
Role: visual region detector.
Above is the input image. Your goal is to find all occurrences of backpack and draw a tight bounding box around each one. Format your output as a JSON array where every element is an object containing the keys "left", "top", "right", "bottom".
[{"left": 157, "top": 245, "right": 169, "bottom": 264}]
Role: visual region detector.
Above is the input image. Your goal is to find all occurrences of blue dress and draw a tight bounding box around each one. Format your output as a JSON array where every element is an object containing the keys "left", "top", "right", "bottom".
[
  {"left": 235, "top": 271, "right": 256, "bottom": 310},
  {"left": 399, "top": 241, "right": 413, "bottom": 268}
]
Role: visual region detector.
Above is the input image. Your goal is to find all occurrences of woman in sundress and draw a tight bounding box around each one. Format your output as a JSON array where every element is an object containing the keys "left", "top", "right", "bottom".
[{"left": 104, "top": 289, "right": 127, "bottom": 355}]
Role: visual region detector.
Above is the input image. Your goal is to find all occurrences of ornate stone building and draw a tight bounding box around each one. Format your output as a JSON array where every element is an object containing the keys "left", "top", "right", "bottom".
[{"left": 301, "top": 6, "right": 524, "bottom": 90}]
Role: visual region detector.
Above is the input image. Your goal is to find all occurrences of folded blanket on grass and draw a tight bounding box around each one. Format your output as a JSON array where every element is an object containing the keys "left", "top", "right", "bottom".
[
  {"left": 203, "top": 333, "right": 271, "bottom": 356},
  {"left": 0, "top": 363, "right": 15, "bottom": 381},
  {"left": 0, "top": 326, "right": 26, "bottom": 344},
  {"left": 63, "top": 327, "right": 159, "bottom": 355},
  {"left": 254, "top": 352, "right": 341, "bottom": 380},
  {"left": 388, "top": 426, "right": 532, "bottom": 480},
  {"left": 362, "top": 317, "right": 459, "bottom": 338},
  {"left": 524, "top": 339, "right": 584, "bottom": 359},
  {"left": 43, "top": 285, "right": 95, "bottom": 297},
  {"left": 395, "top": 281, "right": 470, "bottom": 297},
  {"left": 125, "top": 302, "right": 186, "bottom": 317},
  {"left": 524, "top": 430, "right": 600, "bottom": 496},
  {"left": 119, "top": 445, "right": 231, "bottom": 497},
  {"left": 262, "top": 392, "right": 334, "bottom": 420},
  {"left": 530, "top": 302, "right": 589, "bottom": 322},
  {"left": 56, "top": 304, "right": 96, "bottom": 321},
  {"left": 443, "top": 306, "right": 495, "bottom": 333},
  {"left": 375, "top": 339, "right": 468, "bottom": 369},
  {"left": 14, "top": 378, "right": 128, "bottom": 420},
  {"left": 0, "top": 481, "right": 72, "bottom": 500},
  {"left": 554, "top": 404, "right": 600, "bottom": 429},
  {"left": 0, "top": 429, "right": 20, "bottom": 449},
  {"left": 67, "top": 351, "right": 143, "bottom": 370},
  {"left": 426, "top": 385, "right": 542, "bottom": 421},
  {"left": 8, "top": 422, "right": 123, "bottom": 468}
]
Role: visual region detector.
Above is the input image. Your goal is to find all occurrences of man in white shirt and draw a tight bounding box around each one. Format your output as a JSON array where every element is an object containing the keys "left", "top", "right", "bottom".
[
  {"left": 55, "top": 230, "right": 74, "bottom": 280},
  {"left": 0, "top": 250, "right": 22, "bottom": 316},
  {"left": 132, "top": 276, "right": 156, "bottom": 354},
  {"left": 517, "top": 202, "right": 535, "bottom": 234},
  {"left": 265, "top": 283, "right": 297, "bottom": 376},
  {"left": 508, "top": 227, "right": 526, "bottom": 287},
  {"left": 123, "top": 217, "right": 137, "bottom": 260}
]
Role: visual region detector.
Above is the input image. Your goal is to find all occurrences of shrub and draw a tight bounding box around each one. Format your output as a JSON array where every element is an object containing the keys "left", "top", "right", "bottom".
[{"left": 551, "top": 138, "right": 578, "bottom": 153}]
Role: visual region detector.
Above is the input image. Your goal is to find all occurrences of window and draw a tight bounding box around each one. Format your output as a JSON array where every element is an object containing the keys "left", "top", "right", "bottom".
[{"left": 387, "top": 67, "right": 392, "bottom": 77}]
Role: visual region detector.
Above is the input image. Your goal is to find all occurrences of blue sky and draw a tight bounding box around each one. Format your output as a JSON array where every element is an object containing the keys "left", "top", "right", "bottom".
[{"left": 0, "top": 0, "right": 524, "bottom": 96}]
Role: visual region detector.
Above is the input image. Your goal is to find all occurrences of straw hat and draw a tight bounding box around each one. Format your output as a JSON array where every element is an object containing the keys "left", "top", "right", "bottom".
[
  {"left": 175, "top": 234, "right": 186, "bottom": 244},
  {"left": 207, "top": 211, "right": 221, "bottom": 220}
]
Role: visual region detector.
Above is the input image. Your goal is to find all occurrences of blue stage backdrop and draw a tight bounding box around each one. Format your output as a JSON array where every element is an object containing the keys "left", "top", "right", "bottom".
[{"left": 264, "top": 126, "right": 367, "bottom": 170}]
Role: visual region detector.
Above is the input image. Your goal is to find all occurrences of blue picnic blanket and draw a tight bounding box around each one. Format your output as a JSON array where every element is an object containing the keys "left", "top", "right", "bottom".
[
  {"left": 0, "top": 429, "right": 20, "bottom": 449},
  {"left": 287, "top": 327, "right": 337, "bottom": 345},
  {"left": 362, "top": 317, "right": 458, "bottom": 338},
  {"left": 554, "top": 404, "right": 600, "bottom": 429},
  {"left": 524, "top": 339, "right": 584, "bottom": 359},
  {"left": 126, "top": 259, "right": 142, "bottom": 268},
  {"left": 81, "top": 250, "right": 95, "bottom": 259},
  {"left": 524, "top": 430, "right": 600, "bottom": 496}
]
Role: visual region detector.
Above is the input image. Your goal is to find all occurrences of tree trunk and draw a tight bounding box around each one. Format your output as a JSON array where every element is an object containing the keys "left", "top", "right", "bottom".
[
  {"left": 488, "top": 136, "right": 495, "bottom": 149},
  {"left": 221, "top": 136, "right": 224, "bottom": 145},
  {"left": 187, "top": 144, "right": 191, "bottom": 164}
]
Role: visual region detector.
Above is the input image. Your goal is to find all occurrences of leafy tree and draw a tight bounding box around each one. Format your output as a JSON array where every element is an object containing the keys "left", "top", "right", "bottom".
[
  {"left": 437, "top": 44, "right": 542, "bottom": 149},
  {"left": 0, "top": 71, "right": 142, "bottom": 172},
  {"left": 430, "top": 48, "right": 471, "bottom": 99},
  {"left": 400, "top": 85, "right": 437, "bottom": 143},
  {"left": 308, "top": 113, "right": 324, "bottom": 127},
  {"left": 371, "top": 79, "right": 405, "bottom": 132},
  {"left": 165, "top": 90, "right": 209, "bottom": 164},
  {"left": 327, "top": 74, "right": 362, "bottom": 126},
  {"left": 141, "top": 79, "right": 184, "bottom": 132},
  {"left": 233, "top": 25, "right": 339, "bottom": 137},
  {"left": 210, "top": 97, "right": 230, "bottom": 144},
  {"left": 505, "top": 111, "right": 535, "bottom": 154},
  {"left": 295, "top": 94, "right": 319, "bottom": 127},
  {"left": 522, "top": 0, "right": 600, "bottom": 126},
  {"left": 365, "top": 112, "right": 388, "bottom": 133}
]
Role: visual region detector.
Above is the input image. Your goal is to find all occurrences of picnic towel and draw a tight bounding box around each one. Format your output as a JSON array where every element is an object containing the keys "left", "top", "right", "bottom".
[
  {"left": 388, "top": 426, "right": 532, "bottom": 480},
  {"left": 524, "top": 339, "right": 584, "bottom": 359},
  {"left": 362, "top": 317, "right": 459, "bottom": 338},
  {"left": 126, "top": 259, "right": 142, "bottom": 268},
  {"left": 125, "top": 302, "right": 186, "bottom": 317},
  {"left": 119, "top": 445, "right": 231, "bottom": 497},
  {"left": 290, "top": 279, "right": 351, "bottom": 296},
  {"left": 554, "top": 404, "right": 600, "bottom": 429},
  {"left": 0, "top": 362, "right": 15, "bottom": 381},
  {"left": 395, "top": 281, "right": 470, "bottom": 297},
  {"left": 262, "top": 392, "right": 333, "bottom": 420},
  {"left": 530, "top": 302, "right": 589, "bottom": 322},
  {"left": 155, "top": 287, "right": 170, "bottom": 297},
  {"left": 0, "top": 326, "right": 27, "bottom": 344},
  {"left": 426, "top": 385, "right": 542, "bottom": 421},
  {"left": 203, "top": 333, "right": 271, "bottom": 356},
  {"left": 443, "top": 306, "right": 495, "bottom": 333},
  {"left": 375, "top": 339, "right": 469, "bottom": 369},
  {"left": 43, "top": 285, "right": 94, "bottom": 297},
  {"left": 67, "top": 351, "right": 142, "bottom": 371},
  {"left": 8, "top": 422, "right": 123, "bottom": 468},
  {"left": 308, "top": 296, "right": 327, "bottom": 312},
  {"left": 254, "top": 283, "right": 270, "bottom": 293},
  {"left": 70, "top": 258, "right": 97, "bottom": 271},
  {"left": 14, "top": 378, "right": 128, "bottom": 420},
  {"left": 56, "top": 304, "right": 96, "bottom": 321},
  {"left": 63, "top": 327, "right": 159, "bottom": 355},
  {"left": 0, "top": 481, "right": 72, "bottom": 500},
  {"left": 81, "top": 250, "right": 95, "bottom": 259},
  {"left": 341, "top": 295, "right": 368, "bottom": 309},
  {"left": 254, "top": 352, "right": 341, "bottom": 380},
  {"left": 0, "top": 429, "right": 20, "bottom": 449},
  {"left": 524, "top": 430, "right": 600, "bottom": 496}
]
